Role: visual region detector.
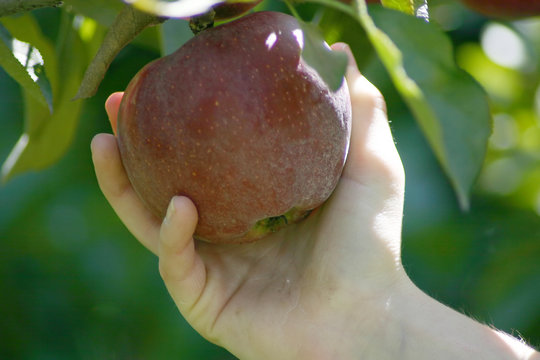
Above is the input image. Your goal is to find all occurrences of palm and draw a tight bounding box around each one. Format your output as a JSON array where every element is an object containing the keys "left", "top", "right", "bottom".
[{"left": 167, "top": 169, "right": 402, "bottom": 358}]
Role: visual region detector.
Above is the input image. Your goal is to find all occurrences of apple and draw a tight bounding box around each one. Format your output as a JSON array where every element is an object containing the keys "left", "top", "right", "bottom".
[
  {"left": 213, "top": 0, "right": 263, "bottom": 21},
  {"left": 460, "top": 0, "right": 540, "bottom": 18},
  {"left": 116, "top": 11, "right": 351, "bottom": 244}
]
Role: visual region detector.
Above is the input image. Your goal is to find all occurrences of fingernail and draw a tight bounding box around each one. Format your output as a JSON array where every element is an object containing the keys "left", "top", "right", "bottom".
[{"left": 164, "top": 197, "right": 176, "bottom": 223}]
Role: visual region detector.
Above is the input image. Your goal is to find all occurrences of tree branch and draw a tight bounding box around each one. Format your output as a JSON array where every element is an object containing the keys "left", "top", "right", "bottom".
[
  {"left": 73, "top": 5, "right": 164, "bottom": 100},
  {"left": 0, "top": 0, "right": 63, "bottom": 18}
]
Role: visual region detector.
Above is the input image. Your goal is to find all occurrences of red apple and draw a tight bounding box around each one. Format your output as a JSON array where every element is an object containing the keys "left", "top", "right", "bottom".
[
  {"left": 213, "top": 0, "right": 263, "bottom": 21},
  {"left": 460, "top": 0, "right": 540, "bottom": 18},
  {"left": 116, "top": 11, "right": 351, "bottom": 244}
]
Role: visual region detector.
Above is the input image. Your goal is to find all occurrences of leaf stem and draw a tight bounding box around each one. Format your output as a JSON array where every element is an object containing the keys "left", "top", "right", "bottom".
[
  {"left": 283, "top": 0, "right": 302, "bottom": 20},
  {"left": 300, "top": 0, "right": 359, "bottom": 19},
  {"left": 0, "top": 0, "right": 62, "bottom": 18},
  {"left": 73, "top": 5, "right": 164, "bottom": 100}
]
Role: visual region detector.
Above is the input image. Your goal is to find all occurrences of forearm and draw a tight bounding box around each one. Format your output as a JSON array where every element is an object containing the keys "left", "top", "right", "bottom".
[{"left": 382, "top": 279, "right": 539, "bottom": 360}]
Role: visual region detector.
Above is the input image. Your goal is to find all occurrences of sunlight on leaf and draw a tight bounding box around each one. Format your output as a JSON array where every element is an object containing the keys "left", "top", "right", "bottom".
[
  {"left": 380, "top": 0, "right": 428, "bottom": 19},
  {"left": 123, "top": 0, "right": 262, "bottom": 19},
  {"left": 1, "top": 13, "right": 59, "bottom": 95},
  {"left": 1, "top": 13, "right": 86, "bottom": 183},
  {"left": 123, "top": 0, "right": 223, "bottom": 18},
  {"left": 0, "top": 25, "right": 53, "bottom": 111},
  {"left": 300, "top": 22, "right": 348, "bottom": 92},
  {"left": 369, "top": 7, "right": 491, "bottom": 209},
  {"left": 381, "top": 0, "right": 414, "bottom": 15}
]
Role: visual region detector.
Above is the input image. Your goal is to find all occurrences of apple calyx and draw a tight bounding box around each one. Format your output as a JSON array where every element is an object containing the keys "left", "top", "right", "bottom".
[{"left": 239, "top": 208, "right": 313, "bottom": 243}]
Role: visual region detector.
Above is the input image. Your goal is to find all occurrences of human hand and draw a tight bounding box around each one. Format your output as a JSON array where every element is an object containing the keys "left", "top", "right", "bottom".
[
  {"left": 91, "top": 40, "right": 540, "bottom": 359},
  {"left": 91, "top": 43, "right": 406, "bottom": 359}
]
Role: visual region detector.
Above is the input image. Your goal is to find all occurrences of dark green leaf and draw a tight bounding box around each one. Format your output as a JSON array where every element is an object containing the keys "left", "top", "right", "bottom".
[
  {"left": 160, "top": 18, "right": 193, "bottom": 56},
  {"left": 31, "top": 63, "right": 53, "bottom": 111},
  {"left": 318, "top": 6, "right": 374, "bottom": 71},
  {"left": 63, "top": 0, "right": 124, "bottom": 26},
  {"left": 369, "top": 7, "right": 491, "bottom": 209},
  {"left": 300, "top": 21, "right": 348, "bottom": 92}
]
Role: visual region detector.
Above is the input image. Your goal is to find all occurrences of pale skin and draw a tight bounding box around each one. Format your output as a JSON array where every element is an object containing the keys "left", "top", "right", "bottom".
[{"left": 91, "top": 44, "right": 540, "bottom": 360}]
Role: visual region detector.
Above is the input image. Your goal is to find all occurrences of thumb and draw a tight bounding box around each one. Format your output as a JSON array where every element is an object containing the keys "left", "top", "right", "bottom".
[
  {"left": 332, "top": 42, "right": 404, "bottom": 189},
  {"left": 159, "top": 196, "right": 207, "bottom": 311}
]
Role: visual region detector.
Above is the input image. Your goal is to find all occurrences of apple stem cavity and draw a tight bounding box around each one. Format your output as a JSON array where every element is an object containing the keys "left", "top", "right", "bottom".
[{"left": 189, "top": 8, "right": 216, "bottom": 35}]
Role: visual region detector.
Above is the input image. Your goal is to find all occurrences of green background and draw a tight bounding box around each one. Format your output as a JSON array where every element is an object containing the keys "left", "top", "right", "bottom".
[{"left": 1, "top": 0, "right": 539, "bottom": 358}]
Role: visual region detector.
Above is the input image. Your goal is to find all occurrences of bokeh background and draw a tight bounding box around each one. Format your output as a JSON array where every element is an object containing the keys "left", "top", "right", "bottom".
[{"left": 1, "top": 0, "right": 539, "bottom": 358}]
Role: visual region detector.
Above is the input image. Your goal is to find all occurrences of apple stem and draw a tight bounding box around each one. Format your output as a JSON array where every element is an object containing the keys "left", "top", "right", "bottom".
[{"left": 189, "top": 8, "right": 217, "bottom": 35}]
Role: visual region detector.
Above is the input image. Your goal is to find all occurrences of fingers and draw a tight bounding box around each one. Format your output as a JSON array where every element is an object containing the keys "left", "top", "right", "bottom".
[
  {"left": 332, "top": 43, "right": 404, "bottom": 191},
  {"left": 105, "top": 92, "right": 124, "bottom": 135},
  {"left": 99, "top": 91, "right": 207, "bottom": 311},
  {"left": 91, "top": 133, "right": 161, "bottom": 254},
  {"left": 159, "top": 196, "right": 206, "bottom": 311}
]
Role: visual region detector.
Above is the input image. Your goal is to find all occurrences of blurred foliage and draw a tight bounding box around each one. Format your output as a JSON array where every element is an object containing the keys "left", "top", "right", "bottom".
[
  {"left": 1, "top": 0, "right": 540, "bottom": 358},
  {"left": 0, "top": 8, "right": 233, "bottom": 359}
]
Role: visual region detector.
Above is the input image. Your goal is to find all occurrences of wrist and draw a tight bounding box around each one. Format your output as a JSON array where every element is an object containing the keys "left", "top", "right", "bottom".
[
  {"left": 299, "top": 270, "right": 412, "bottom": 359},
  {"left": 383, "top": 276, "right": 539, "bottom": 360}
]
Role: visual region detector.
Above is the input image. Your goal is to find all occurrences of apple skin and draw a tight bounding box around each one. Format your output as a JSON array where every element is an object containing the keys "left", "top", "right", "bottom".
[
  {"left": 213, "top": 0, "right": 263, "bottom": 21},
  {"left": 117, "top": 11, "right": 352, "bottom": 244},
  {"left": 460, "top": 0, "right": 540, "bottom": 18}
]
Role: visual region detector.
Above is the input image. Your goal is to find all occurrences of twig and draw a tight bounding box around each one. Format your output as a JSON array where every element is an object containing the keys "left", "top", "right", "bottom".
[
  {"left": 0, "top": 0, "right": 63, "bottom": 18},
  {"left": 73, "top": 5, "right": 164, "bottom": 100}
]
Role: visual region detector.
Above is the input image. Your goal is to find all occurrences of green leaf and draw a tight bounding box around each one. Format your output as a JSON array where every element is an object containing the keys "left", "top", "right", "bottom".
[
  {"left": 123, "top": 0, "right": 224, "bottom": 18},
  {"left": 300, "top": 21, "right": 348, "bottom": 92},
  {"left": 1, "top": 13, "right": 59, "bottom": 96},
  {"left": 63, "top": 0, "right": 124, "bottom": 26},
  {"left": 368, "top": 7, "right": 491, "bottom": 209},
  {"left": 1, "top": 12, "right": 87, "bottom": 182},
  {"left": 380, "top": 0, "right": 413, "bottom": 15},
  {"left": 160, "top": 17, "right": 193, "bottom": 56},
  {"left": 311, "top": 0, "right": 489, "bottom": 207},
  {"left": 0, "top": 24, "right": 53, "bottom": 111},
  {"left": 318, "top": 6, "right": 374, "bottom": 71},
  {"left": 380, "top": 0, "right": 428, "bottom": 19}
]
